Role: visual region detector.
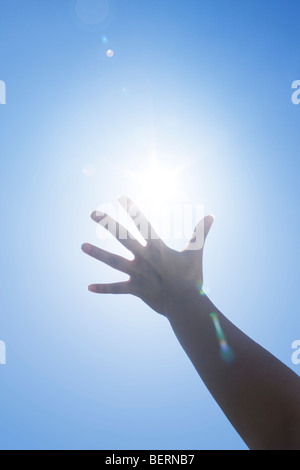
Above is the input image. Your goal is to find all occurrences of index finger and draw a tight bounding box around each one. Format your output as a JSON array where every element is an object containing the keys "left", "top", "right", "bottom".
[
  {"left": 119, "top": 196, "right": 161, "bottom": 244},
  {"left": 91, "top": 210, "right": 143, "bottom": 255}
]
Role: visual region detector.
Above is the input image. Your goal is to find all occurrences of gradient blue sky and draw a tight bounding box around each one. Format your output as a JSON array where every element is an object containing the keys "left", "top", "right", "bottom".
[{"left": 0, "top": 0, "right": 300, "bottom": 450}]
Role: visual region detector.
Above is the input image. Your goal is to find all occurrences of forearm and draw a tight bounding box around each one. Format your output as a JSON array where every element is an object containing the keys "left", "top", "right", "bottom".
[{"left": 166, "top": 287, "right": 300, "bottom": 449}]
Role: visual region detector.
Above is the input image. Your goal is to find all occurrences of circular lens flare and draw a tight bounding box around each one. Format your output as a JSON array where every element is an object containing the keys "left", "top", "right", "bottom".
[{"left": 106, "top": 49, "right": 114, "bottom": 58}]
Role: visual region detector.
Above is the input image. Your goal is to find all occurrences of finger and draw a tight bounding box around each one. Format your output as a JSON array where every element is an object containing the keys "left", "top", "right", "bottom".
[
  {"left": 185, "top": 215, "right": 214, "bottom": 251},
  {"left": 118, "top": 195, "right": 161, "bottom": 244},
  {"left": 91, "top": 210, "right": 142, "bottom": 254},
  {"left": 88, "top": 282, "right": 131, "bottom": 294},
  {"left": 81, "top": 243, "right": 134, "bottom": 275}
]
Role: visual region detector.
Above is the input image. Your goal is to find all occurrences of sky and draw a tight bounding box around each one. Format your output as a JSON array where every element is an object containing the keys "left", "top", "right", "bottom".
[{"left": 0, "top": 0, "right": 300, "bottom": 450}]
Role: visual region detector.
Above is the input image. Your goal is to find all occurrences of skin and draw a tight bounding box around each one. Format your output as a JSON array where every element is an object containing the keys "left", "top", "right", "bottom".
[{"left": 82, "top": 196, "right": 300, "bottom": 450}]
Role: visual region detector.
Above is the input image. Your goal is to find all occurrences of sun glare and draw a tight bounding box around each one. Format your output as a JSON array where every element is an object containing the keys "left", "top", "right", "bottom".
[
  {"left": 126, "top": 157, "right": 187, "bottom": 211},
  {"left": 117, "top": 157, "right": 199, "bottom": 249}
]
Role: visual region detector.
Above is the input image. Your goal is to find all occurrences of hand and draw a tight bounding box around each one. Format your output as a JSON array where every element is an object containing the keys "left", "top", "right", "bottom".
[{"left": 82, "top": 196, "right": 214, "bottom": 317}]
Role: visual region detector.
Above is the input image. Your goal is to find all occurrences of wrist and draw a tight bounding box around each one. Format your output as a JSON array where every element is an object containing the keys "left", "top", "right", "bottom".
[{"left": 163, "top": 282, "right": 211, "bottom": 320}]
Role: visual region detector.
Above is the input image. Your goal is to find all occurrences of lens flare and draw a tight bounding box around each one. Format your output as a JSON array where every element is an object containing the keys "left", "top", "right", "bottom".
[
  {"left": 210, "top": 312, "right": 234, "bottom": 363},
  {"left": 106, "top": 49, "right": 114, "bottom": 58},
  {"left": 101, "top": 34, "right": 108, "bottom": 44}
]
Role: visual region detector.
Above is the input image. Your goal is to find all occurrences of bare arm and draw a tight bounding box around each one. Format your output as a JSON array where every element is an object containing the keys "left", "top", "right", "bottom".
[
  {"left": 82, "top": 196, "right": 300, "bottom": 450},
  {"left": 166, "top": 288, "right": 300, "bottom": 449}
]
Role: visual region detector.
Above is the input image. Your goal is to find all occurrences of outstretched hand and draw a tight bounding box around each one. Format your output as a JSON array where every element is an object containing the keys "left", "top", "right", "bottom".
[
  {"left": 82, "top": 196, "right": 214, "bottom": 317},
  {"left": 82, "top": 197, "right": 300, "bottom": 450}
]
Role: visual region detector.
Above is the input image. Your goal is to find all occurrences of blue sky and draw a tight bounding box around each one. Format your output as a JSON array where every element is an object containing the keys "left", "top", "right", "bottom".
[{"left": 0, "top": 0, "right": 300, "bottom": 450}]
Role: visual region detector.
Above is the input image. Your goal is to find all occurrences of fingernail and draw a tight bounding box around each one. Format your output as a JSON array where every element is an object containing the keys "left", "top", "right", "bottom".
[
  {"left": 205, "top": 215, "right": 214, "bottom": 226},
  {"left": 81, "top": 243, "right": 91, "bottom": 253}
]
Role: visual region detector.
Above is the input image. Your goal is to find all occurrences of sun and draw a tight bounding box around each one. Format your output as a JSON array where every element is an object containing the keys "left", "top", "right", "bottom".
[
  {"left": 125, "top": 156, "right": 188, "bottom": 211},
  {"left": 114, "top": 155, "right": 196, "bottom": 249}
]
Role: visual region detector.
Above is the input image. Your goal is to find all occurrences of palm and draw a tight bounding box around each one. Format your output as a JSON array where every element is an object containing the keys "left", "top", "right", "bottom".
[{"left": 82, "top": 196, "right": 214, "bottom": 317}]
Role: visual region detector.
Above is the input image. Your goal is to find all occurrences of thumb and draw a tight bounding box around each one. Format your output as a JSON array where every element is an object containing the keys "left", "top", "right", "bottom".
[
  {"left": 185, "top": 215, "right": 215, "bottom": 251},
  {"left": 203, "top": 214, "right": 215, "bottom": 240}
]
